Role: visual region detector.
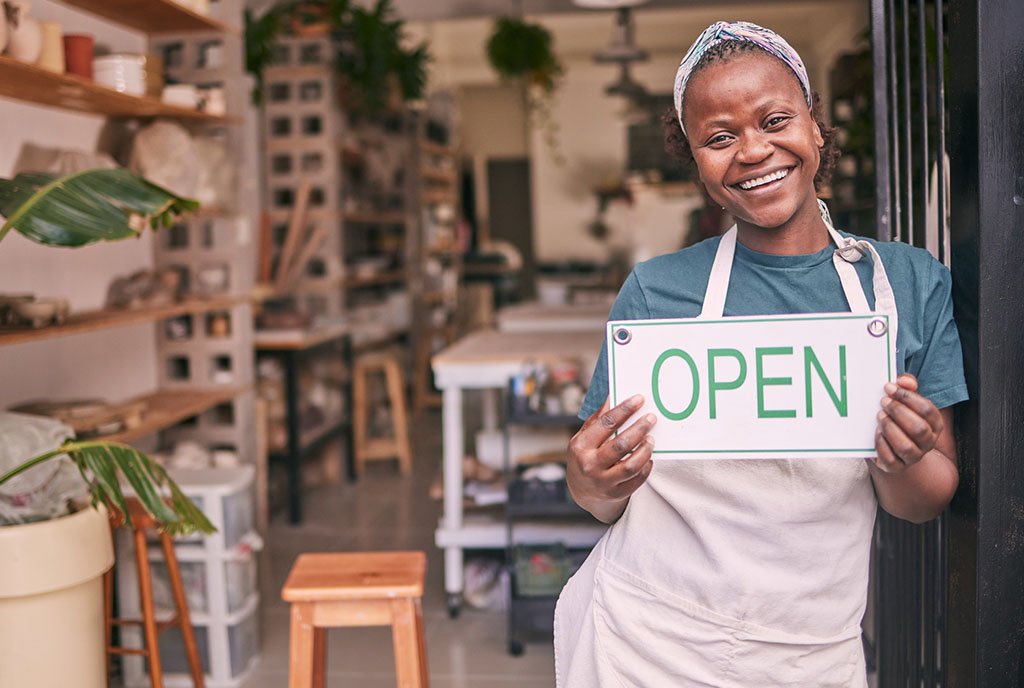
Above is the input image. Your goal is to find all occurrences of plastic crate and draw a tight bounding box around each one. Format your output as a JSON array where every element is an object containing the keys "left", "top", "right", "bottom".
[
  {"left": 514, "top": 544, "right": 571, "bottom": 597},
  {"left": 162, "top": 466, "right": 256, "bottom": 554},
  {"left": 149, "top": 552, "right": 257, "bottom": 616}
]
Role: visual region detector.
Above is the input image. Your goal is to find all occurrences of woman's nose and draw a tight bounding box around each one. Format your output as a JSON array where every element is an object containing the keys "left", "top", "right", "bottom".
[{"left": 735, "top": 132, "right": 773, "bottom": 164}]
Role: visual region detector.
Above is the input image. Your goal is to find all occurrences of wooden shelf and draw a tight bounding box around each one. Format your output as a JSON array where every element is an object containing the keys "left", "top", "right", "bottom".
[
  {"left": 420, "top": 140, "right": 456, "bottom": 157},
  {"left": 422, "top": 190, "right": 457, "bottom": 205},
  {"left": 0, "top": 56, "right": 237, "bottom": 122},
  {"left": 0, "top": 296, "right": 246, "bottom": 348},
  {"left": 342, "top": 211, "right": 407, "bottom": 225},
  {"left": 101, "top": 386, "right": 247, "bottom": 444},
  {"left": 344, "top": 270, "right": 406, "bottom": 289},
  {"left": 421, "top": 167, "right": 457, "bottom": 185},
  {"left": 56, "top": 0, "right": 234, "bottom": 34}
]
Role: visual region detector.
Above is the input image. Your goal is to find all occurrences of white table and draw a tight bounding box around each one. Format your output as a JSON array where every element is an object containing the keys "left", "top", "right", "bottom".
[
  {"left": 431, "top": 329, "right": 607, "bottom": 615},
  {"left": 496, "top": 300, "right": 611, "bottom": 333}
]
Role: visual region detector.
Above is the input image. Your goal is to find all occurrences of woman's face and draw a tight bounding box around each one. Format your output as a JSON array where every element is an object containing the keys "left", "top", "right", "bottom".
[{"left": 682, "top": 52, "right": 824, "bottom": 234}]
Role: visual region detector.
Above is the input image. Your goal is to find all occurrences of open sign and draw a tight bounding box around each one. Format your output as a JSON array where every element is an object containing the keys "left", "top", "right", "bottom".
[{"left": 607, "top": 314, "right": 895, "bottom": 459}]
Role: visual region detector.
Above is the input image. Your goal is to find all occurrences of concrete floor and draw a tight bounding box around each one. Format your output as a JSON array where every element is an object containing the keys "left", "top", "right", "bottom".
[{"left": 241, "top": 409, "right": 556, "bottom": 687}]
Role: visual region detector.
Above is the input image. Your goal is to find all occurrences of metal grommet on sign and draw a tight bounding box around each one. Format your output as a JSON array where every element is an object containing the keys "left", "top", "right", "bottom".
[
  {"left": 613, "top": 327, "right": 632, "bottom": 345},
  {"left": 867, "top": 318, "right": 888, "bottom": 337}
]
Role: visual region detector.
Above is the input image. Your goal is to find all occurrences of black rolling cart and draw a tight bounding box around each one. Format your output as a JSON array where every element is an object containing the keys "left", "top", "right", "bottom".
[{"left": 502, "top": 386, "right": 597, "bottom": 656}]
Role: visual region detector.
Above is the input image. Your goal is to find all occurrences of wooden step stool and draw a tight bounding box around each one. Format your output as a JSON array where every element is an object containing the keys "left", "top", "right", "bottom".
[
  {"left": 105, "top": 497, "right": 205, "bottom": 688},
  {"left": 282, "top": 551, "right": 429, "bottom": 688},
  {"left": 353, "top": 351, "right": 412, "bottom": 476}
]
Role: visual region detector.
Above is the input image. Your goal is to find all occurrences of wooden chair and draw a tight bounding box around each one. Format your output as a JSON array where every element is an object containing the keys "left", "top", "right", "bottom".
[
  {"left": 282, "top": 551, "right": 429, "bottom": 688},
  {"left": 105, "top": 497, "right": 204, "bottom": 688},
  {"left": 353, "top": 351, "right": 412, "bottom": 475}
]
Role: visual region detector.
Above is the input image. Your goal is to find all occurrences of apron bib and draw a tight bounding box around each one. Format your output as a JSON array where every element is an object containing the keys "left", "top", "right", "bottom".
[{"left": 556, "top": 206, "right": 893, "bottom": 688}]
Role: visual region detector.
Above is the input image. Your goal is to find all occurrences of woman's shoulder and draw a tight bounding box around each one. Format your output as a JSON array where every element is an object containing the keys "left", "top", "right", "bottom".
[
  {"left": 843, "top": 231, "right": 949, "bottom": 282},
  {"left": 633, "top": 236, "right": 721, "bottom": 284}
]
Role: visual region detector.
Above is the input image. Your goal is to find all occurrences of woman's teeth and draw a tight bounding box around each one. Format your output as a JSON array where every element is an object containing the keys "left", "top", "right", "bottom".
[{"left": 738, "top": 168, "right": 789, "bottom": 190}]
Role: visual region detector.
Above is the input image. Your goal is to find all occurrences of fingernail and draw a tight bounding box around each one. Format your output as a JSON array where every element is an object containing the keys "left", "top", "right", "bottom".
[
  {"left": 645, "top": 413, "right": 657, "bottom": 425},
  {"left": 629, "top": 394, "right": 644, "bottom": 405},
  {"left": 877, "top": 410, "right": 886, "bottom": 421},
  {"left": 646, "top": 435, "right": 655, "bottom": 444},
  {"left": 880, "top": 396, "right": 891, "bottom": 407},
  {"left": 884, "top": 383, "right": 897, "bottom": 395}
]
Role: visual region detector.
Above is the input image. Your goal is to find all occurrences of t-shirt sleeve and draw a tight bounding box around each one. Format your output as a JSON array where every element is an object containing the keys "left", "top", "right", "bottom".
[
  {"left": 906, "top": 259, "right": 969, "bottom": 409},
  {"left": 579, "top": 269, "right": 651, "bottom": 420}
]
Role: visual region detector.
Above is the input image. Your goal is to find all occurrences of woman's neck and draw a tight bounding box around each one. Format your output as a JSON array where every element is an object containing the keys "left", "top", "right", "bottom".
[{"left": 734, "top": 203, "right": 831, "bottom": 256}]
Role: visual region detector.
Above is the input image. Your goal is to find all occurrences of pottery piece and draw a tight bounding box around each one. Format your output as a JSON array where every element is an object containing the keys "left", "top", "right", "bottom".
[
  {"left": 6, "top": 1, "right": 42, "bottom": 64},
  {"left": 62, "top": 33, "right": 93, "bottom": 79},
  {"left": 11, "top": 298, "right": 69, "bottom": 328},
  {"left": 93, "top": 53, "right": 146, "bottom": 95},
  {"left": 36, "top": 20, "right": 63, "bottom": 73}
]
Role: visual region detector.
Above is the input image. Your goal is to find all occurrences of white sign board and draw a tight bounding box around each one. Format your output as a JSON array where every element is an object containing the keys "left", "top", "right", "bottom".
[{"left": 607, "top": 313, "right": 895, "bottom": 459}]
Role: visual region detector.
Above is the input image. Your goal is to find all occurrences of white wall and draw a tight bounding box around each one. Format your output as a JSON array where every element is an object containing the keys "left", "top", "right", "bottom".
[
  {"left": 412, "top": 0, "right": 869, "bottom": 264},
  {"left": 0, "top": 1, "right": 157, "bottom": 408}
]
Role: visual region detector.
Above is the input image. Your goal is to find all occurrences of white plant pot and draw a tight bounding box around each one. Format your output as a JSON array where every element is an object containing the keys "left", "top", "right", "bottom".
[{"left": 0, "top": 505, "right": 114, "bottom": 688}]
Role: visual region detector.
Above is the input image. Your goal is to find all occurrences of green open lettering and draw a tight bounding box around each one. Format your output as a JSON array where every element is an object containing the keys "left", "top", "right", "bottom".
[
  {"left": 707, "top": 348, "right": 747, "bottom": 419},
  {"left": 651, "top": 349, "right": 700, "bottom": 421},
  {"left": 804, "top": 346, "right": 848, "bottom": 417},
  {"left": 755, "top": 347, "right": 797, "bottom": 418}
]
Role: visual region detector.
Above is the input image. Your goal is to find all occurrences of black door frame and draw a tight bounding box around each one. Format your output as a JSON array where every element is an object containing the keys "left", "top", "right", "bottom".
[{"left": 870, "top": 0, "right": 1024, "bottom": 684}]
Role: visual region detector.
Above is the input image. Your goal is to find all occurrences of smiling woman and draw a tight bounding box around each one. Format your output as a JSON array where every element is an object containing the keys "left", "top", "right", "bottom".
[{"left": 555, "top": 19, "right": 967, "bottom": 688}]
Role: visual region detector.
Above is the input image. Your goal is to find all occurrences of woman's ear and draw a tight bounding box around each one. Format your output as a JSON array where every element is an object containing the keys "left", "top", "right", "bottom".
[{"left": 812, "top": 119, "right": 825, "bottom": 149}]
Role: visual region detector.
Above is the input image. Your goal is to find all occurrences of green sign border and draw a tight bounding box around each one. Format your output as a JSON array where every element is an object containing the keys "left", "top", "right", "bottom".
[{"left": 608, "top": 314, "right": 893, "bottom": 455}]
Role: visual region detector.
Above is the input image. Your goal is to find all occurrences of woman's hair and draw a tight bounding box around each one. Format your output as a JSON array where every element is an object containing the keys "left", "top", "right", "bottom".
[{"left": 664, "top": 41, "right": 840, "bottom": 191}]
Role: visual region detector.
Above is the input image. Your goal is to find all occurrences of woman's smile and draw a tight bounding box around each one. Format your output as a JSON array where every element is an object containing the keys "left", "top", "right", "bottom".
[{"left": 734, "top": 166, "right": 793, "bottom": 191}]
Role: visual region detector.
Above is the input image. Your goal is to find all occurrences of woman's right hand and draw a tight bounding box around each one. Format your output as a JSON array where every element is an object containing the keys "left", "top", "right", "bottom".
[{"left": 566, "top": 394, "right": 657, "bottom": 524}]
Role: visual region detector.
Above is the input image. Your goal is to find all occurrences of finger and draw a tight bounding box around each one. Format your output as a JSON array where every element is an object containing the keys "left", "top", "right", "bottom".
[
  {"left": 895, "top": 373, "right": 919, "bottom": 392},
  {"left": 880, "top": 399, "right": 939, "bottom": 452},
  {"left": 606, "top": 454, "right": 654, "bottom": 499},
  {"left": 599, "top": 414, "right": 657, "bottom": 461},
  {"left": 609, "top": 435, "right": 655, "bottom": 484},
  {"left": 877, "top": 410, "right": 924, "bottom": 464},
  {"left": 883, "top": 384, "right": 944, "bottom": 434},
  {"left": 579, "top": 394, "right": 645, "bottom": 445},
  {"left": 873, "top": 431, "right": 904, "bottom": 472}
]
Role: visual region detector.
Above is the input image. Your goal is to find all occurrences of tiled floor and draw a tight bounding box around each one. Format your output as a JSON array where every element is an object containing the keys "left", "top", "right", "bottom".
[{"left": 242, "top": 409, "right": 556, "bottom": 687}]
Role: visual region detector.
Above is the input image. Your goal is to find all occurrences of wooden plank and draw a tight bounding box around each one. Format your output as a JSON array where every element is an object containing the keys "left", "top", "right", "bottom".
[
  {"left": 253, "top": 323, "right": 350, "bottom": 351},
  {"left": 0, "top": 296, "right": 246, "bottom": 348},
  {"left": 56, "top": 0, "right": 234, "bottom": 34},
  {"left": 281, "top": 222, "right": 329, "bottom": 291},
  {"left": 0, "top": 56, "right": 237, "bottom": 122},
  {"left": 274, "top": 180, "right": 312, "bottom": 289},
  {"left": 419, "top": 140, "right": 455, "bottom": 157},
  {"left": 101, "top": 387, "right": 246, "bottom": 444},
  {"left": 342, "top": 211, "right": 406, "bottom": 225}
]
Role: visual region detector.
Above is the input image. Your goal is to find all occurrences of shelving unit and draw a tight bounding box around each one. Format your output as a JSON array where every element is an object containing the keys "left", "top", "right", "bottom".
[
  {"left": 502, "top": 396, "right": 590, "bottom": 656},
  {"left": 0, "top": 296, "right": 245, "bottom": 347},
  {"left": 55, "top": 0, "right": 235, "bottom": 33},
  {"left": 0, "top": 56, "right": 233, "bottom": 122},
  {"left": 101, "top": 387, "right": 247, "bottom": 444}
]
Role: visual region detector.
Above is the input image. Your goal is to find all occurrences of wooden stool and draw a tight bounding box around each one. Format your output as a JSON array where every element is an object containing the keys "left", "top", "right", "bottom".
[
  {"left": 104, "top": 497, "right": 204, "bottom": 688},
  {"left": 282, "top": 552, "right": 429, "bottom": 688},
  {"left": 353, "top": 351, "right": 412, "bottom": 475}
]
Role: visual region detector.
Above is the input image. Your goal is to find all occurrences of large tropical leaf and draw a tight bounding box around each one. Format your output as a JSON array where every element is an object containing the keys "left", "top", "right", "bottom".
[
  {"left": 0, "top": 441, "right": 215, "bottom": 536},
  {"left": 0, "top": 168, "right": 199, "bottom": 248}
]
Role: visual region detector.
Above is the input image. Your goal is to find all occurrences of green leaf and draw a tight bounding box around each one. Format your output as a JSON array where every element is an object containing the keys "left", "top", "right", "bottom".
[{"left": 0, "top": 168, "right": 199, "bottom": 248}]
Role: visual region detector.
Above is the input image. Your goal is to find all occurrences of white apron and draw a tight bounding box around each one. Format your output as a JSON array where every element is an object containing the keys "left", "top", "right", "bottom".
[{"left": 555, "top": 214, "right": 897, "bottom": 688}]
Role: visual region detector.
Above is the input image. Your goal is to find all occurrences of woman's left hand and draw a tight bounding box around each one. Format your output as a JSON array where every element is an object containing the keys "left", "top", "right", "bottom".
[{"left": 872, "top": 373, "right": 944, "bottom": 473}]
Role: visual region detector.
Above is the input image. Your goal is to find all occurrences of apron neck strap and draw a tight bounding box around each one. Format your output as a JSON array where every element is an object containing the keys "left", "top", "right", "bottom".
[{"left": 698, "top": 200, "right": 899, "bottom": 346}]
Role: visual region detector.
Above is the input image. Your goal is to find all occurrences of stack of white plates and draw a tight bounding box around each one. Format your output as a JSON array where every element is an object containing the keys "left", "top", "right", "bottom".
[{"left": 93, "top": 54, "right": 146, "bottom": 96}]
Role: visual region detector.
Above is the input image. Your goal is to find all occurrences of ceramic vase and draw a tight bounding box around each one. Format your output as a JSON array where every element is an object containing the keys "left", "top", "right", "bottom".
[
  {"left": 36, "top": 20, "right": 63, "bottom": 73},
  {"left": 6, "top": 1, "right": 42, "bottom": 65},
  {"left": 63, "top": 33, "right": 93, "bottom": 79}
]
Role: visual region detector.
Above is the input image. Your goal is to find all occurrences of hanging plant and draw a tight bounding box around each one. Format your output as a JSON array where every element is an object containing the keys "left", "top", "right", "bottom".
[
  {"left": 486, "top": 17, "right": 565, "bottom": 165},
  {"left": 244, "top": 0, "right": 429, "bottom": 113}
]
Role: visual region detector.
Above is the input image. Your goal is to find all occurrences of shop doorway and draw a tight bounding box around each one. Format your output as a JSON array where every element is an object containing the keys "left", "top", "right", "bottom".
[{"left": 869, "top": 0, "right": 1024, "bottom": 684}]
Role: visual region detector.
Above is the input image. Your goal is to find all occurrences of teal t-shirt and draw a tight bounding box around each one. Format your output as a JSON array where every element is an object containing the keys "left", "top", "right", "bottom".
[{"left": 580, "top": 233, "right": 969, "bottom": 418}]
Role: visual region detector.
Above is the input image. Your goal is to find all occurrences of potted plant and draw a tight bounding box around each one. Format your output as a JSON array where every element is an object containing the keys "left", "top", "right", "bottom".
[
  {"left": 0, "top": 168, "right": 214, "bottom": 688},
  {"left": 244, "top": 0, "right": 429, "bottom": 113},
  {"left": 486, "top": 16, "right": 565, "bottom": 164}
]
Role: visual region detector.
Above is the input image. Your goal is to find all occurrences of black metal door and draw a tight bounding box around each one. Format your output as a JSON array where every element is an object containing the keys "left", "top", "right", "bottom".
[{"left": 870, "top": 0, "right": 1024, "bottom": 684}]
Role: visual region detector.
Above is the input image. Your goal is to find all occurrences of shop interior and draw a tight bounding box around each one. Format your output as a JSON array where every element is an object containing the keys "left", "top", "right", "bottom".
[{"left": 0, "top": 0, "right": 875, "bottom": 685}]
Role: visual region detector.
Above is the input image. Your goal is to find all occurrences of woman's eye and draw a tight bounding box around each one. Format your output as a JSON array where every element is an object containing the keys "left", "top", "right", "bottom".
[
  {"left": 707, "top": 134, "right": 731, "bottom": 146},
  {"left": 765, "top": 115, "right": 790, "bottom": 128}
]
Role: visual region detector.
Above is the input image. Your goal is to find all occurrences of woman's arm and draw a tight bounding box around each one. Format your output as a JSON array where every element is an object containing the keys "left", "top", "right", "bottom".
[{"left": 869, "top": 374, "right": 959, "bottom": 523}]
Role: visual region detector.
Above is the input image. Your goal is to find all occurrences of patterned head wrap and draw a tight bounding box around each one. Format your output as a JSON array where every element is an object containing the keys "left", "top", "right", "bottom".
[{"left": 673, "top": 21, "right": 811, "bottom": 136}]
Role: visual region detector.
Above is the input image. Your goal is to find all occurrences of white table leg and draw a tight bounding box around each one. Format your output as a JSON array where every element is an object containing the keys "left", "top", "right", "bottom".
[{"left": 441, "top": 385, "right": 464, "bottom": 615}]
